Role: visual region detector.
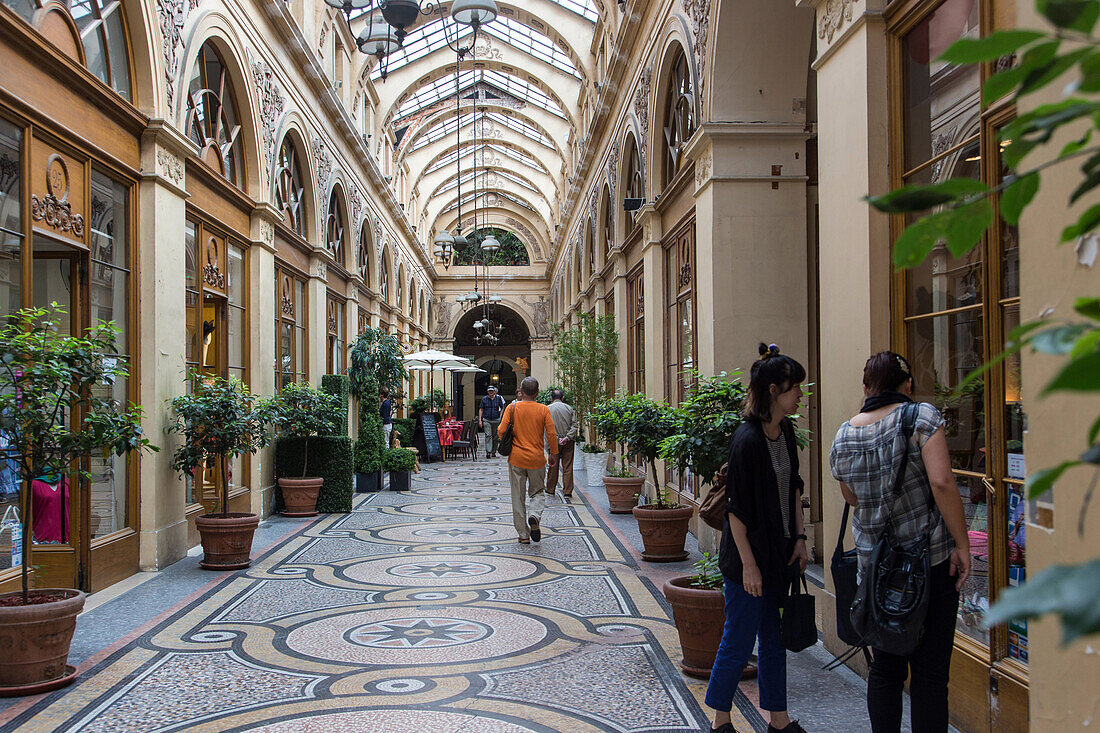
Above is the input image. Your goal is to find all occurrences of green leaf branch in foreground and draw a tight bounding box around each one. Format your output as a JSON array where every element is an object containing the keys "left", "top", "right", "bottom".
[{"left": 871, "top": 1, "right": 1100, "bottom": 644}]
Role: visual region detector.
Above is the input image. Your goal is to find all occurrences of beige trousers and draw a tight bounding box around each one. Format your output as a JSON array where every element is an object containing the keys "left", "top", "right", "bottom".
[{"left": 508, "top": 463, "right": 548, "bottom": 539}]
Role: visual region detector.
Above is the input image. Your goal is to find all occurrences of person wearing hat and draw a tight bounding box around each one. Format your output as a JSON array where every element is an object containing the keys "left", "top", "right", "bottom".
[{"left": 479, "top": 385, "right": 506, "bottom": 458}]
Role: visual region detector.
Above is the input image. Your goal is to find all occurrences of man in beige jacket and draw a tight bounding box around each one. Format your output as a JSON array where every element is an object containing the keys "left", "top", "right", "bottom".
[{"left": 546, "top": 389, "right": 579, "bottom": 500}]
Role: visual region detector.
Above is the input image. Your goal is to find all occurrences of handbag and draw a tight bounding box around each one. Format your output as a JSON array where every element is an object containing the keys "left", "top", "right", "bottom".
[
  {"left": 848, "top": 402, "right": 933, "bottom": 657},
  {"left": 781, "top": 568, "right": 818, "bottom": 653},
  {"left": 497, "top": 403, "right": 515, "bottom": 457},
  {"left": 831, "top": 502, "right": 862, "bottom": 647},
  {"left": 699, "top": 462, "right": 729, "bottom": 531}
]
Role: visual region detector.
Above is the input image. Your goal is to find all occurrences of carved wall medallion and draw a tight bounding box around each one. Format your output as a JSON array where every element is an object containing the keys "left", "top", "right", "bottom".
[
  {"left": 818, "top": 0, "right": 854, "bottom": 43},
  {"left": 318, "top": 23, "right": 328, "bottom": 52},
  {"left": 281, "top": 276, "right": 294, "bottom": 316},
  {"left": 158, "top": 0, "right": 201, "bottom": 109},
  {"left": 694, "top": 148, "right": 712, "bottom": 188},
  {"left": 316, "top": 261, "right": 327, "bottom": 280},
  {"left": 679, "top": 261, "right": 692, "bottom": 289},
  {"left": 474, "top": 35, "right": 503, "bottom": 60},
  {"left": 157, "top": 148, "right": 185, "bottom": 185},
  {"left": 202, "top": 236, "right": 225, "bottom": 288},
  {"left": 46, "top": 155, "right": 69, "bottom": 200},
  {"left": 259, "top": 220, "right": 274, "bottom": 247},
  {"left": 251, "top": 60, "right": 286, "bottom": 169},
  {"left": 32, "top": 194, "right": 85, "bottom": 237}
]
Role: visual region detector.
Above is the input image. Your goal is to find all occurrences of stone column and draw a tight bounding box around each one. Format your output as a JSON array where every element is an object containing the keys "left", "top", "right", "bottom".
[
  {"left": 639, "top": 205, "right": 664, "bottom": 503},
  {"left": 307, "top": 253, "right": 329, "bottom": 384},
  {"left": 611, "top": 249, "right": 629, "bottom": 392},
  {"left": 249, "top": 203, "right": 279, "bottom": 516},
  {"left": 137, "top": 121, "right": 195, "bottom": 570},
  {"left": 804, "top": 0, "right": 891, "bottom": 658}
]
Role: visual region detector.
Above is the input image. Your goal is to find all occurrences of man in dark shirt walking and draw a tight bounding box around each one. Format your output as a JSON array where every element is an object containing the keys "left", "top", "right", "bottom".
[
  {"left": 380, "top": 390, "right": 393, "bottom": 448},
  {"left": 478, "top": 385, "right": 505, "bottom": 458}
]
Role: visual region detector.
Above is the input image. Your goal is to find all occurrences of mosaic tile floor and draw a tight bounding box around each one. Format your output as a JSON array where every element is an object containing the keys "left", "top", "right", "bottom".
[{"left": 0, "top": 459, "right": 737, "bottom": 733}]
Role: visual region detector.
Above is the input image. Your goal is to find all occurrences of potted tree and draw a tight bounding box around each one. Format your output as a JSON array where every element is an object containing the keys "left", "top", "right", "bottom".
[
  {"left": 383, "top": 446, "right": 417, "bottom": 491},
  {"left": 592, "top": 394, "right": 642, "bottom": 513},
  {"left": 620, "top": 395, "right": 689, "bottom": 562},
  {"left": 549, "top": 314, "right": 618, "bottom": 486},
  {"left": 663, "top": 553, "right": 730, "bottom": 678},
  {"left": 264, "top": 382, "right": 342, "bottom": 516},
  {"left": 0, "top": 306, "right": 156, "bottom": 693},
  {"left": 169, "top": 371, "right": 270, "bottom": 570},
  {"left": 354, "top": 375, "right": 384, "bottom": 493}
]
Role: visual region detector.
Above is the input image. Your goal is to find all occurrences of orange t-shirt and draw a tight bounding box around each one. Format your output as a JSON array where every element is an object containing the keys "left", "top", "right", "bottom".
[{"left": 497, "top": 400, "right": 558, "bottom": 470}]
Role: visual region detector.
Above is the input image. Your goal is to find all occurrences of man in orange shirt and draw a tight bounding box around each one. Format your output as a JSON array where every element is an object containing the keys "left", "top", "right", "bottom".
[{"left": 497, "top": 376, "right": 558, "bottom": 544}]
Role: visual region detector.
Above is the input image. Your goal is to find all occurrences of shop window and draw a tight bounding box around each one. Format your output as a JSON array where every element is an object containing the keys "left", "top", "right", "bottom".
[
  {"left": 627, "top": 266, "right": 644, "bottom": 394},
  {"left": 274, "top": 137, "right": 306, "bottom": 237},
  {"left": 326, "top": 294, "right": 345, "bottom": 374},
  {"left": 664, "top": 221, "right": 696, "bottom": 496},
  {"left": 274, "top": 265, "right": 307, "bottom": 391},
  {"left": 0, "top": 118, "right": 23, "bottom": 550},
  {"left": 661, "top": 46, "right": 695, "bottom": 188},
  {"left": 185, "top": 43, "right": 245, "bottom": 188},
  {"left": 892, "top": 0, "right": 1026, "bottom": 671}
]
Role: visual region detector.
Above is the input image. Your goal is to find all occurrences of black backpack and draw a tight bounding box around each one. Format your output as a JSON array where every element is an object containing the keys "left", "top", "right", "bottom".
[{"left": 826, "top": 402, "right": 929, "bottom": 668}]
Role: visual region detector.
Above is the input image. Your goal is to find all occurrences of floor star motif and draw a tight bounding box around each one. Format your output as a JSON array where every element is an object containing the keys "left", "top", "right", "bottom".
[
  {"left": 349, "top": 618, "right": 489, "bottom": 649},
  {"left": 390, "top": 561, "right": 492, "bottom": 578}
]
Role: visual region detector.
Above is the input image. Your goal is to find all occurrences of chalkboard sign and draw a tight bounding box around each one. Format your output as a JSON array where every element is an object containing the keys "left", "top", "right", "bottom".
[{"left": 415, "top": 414, "right": 443, "bottom": 463}]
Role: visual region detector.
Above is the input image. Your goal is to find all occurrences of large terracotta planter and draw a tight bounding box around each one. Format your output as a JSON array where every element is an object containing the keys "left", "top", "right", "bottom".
[
  {"left": 278, "top": 476, "right": 323, "bottom": 517},
  {"left": 663, "top": 576, "right": 725, "bottom": 677},
  {"left": 195, "top": 512, "right": 260, "bottom": 570},
  {"left": 633, "top": 504, "right": 693, "bottom": 561},
  {"left": 603, "top": 476, "right": 644, "bottom": 514},
  {"left": 0, "top": 588, "right": 85, "bottom": 694}
]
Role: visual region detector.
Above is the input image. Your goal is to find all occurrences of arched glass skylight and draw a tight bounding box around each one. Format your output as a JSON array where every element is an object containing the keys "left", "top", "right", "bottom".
[
  {"left": 407, "top": 110, "right": 555, "bottom": 153},
  {"left": 441, "top": 189, "right": 537, "bottom": 215},
  {"left": 392, "top": 69, "right": 566, "bottom": 123},
  {"left": 437, "top": 168, "right": 540, "bottom": 197},
  {"left": 424, "top": 142, "right": 551, "bottom": 177},
  {"left": 369, "top": 15, "right": 579, "bottom": 81}
]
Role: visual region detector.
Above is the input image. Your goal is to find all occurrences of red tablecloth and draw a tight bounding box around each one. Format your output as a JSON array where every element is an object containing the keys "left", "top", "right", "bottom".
[{"left": 437, "top": 424, "right": 463, "bottom": 446}]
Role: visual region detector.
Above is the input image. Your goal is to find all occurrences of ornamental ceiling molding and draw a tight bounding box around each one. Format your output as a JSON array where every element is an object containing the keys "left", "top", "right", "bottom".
[
  {"left": 818, "top": 0, "right": 854, "bottom": 43},
  {"left": 633, "top": 65, "right": 653, "bottom": 167},
  {"left": 474, "top": 35, "right": 504, "bottom": 61},
  {"left": 505, "top": 217, "right": 541, "bottom": 259},
  {"left": 157, "top": 0, "right": 200, "bottom": 109},
  {"left": 250, "top": 58, "right": 286, "bottom": 170}
]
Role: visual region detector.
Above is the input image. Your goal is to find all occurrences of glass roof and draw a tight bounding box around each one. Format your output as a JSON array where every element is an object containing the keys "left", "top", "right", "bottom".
[
  {"left": 424, "top": 142, "right": 547, "bottom": 176},
  {"left": 436, "top": 168, "right": 540, "bottom": 197},
  {"left": 441, "top": 189, "right": 537, "bottom": 215},
  {"left": 407, "top": 110, "right": 554, "bottom": 153},
  {"left": 393, "top": 69, "right": 566, "bottom": 125},
  {"left": 370, "top": 15, "right": 579, "bottom": 81}
]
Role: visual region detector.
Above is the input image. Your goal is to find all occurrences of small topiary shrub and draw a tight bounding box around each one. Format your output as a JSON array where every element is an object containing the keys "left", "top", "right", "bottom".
[
  {"left": 321, "top": 374, "right": 350, "bottom": 436},
  {"left": 274, "top": 436, "right": 354, "bottom": 513},
  {"left": 355, "top": 375, "right": 383, "bottom": 473},
  {"left": 393, "top": 417, "right": 415, "bottom": 447},
  {"left": 382, "top": 447, "right": 417, "bottom": 473}
]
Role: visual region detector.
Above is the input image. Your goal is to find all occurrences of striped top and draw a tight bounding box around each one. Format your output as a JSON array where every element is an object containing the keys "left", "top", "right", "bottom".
[{"left": 767, "top": 431, "right": 791, "bottom": 538}]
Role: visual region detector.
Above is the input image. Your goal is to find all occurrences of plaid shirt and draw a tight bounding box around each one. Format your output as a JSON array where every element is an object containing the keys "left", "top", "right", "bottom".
[{"left": 829, "top": 402, "right": 952, "bottom": 577}]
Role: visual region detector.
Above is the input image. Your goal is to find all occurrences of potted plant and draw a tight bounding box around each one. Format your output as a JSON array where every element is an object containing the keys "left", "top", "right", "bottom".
[
  {"left": 0, "top": 306, "right": 156, "bottom": 693},
  {"left": 549, "top": 314, "right": 618, "bottom": 484},
  {"left": 663, "top": 552, "right": 737, "bottom": 678},
  {"left": 592, "top": 394, "right": 642, "bottom": 513},
  {"left": 383, "top": 447, "right": 417, "bottom": 491},
  {"left": 659, "top": 371, "right": 749, "bottom": 515},
  {"left": 409, "top": 388, "right": 446, "bottom": 419},
  {"left": 354, "top": 375, "right": 384, "bottom": 493},
  {"left": 263, "top": 382, "right": 342, "bottom": 516},
  {"left": 169, "top": 371, "right": 270, "bottom": 570},
  {"left": 620, "top": 395, "right": 689, "bottom": 562}
]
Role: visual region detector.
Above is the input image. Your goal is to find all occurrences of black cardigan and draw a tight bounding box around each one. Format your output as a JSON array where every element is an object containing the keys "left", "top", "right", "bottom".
[{"left": 718, "top": 417, "right": 804, "bottom": 596}]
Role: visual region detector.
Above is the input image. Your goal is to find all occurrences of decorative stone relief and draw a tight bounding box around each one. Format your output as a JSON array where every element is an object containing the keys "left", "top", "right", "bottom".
[
  {"left": 633, "top": 66, "right": 653, "bottom": 164},
  {"left": 350, "top": 183, "right": 363, "bottom": 227},
  {"left": 32, "top": 194, "right": 84, "bottom": 236},
  {"left": 156, "top": 148, "right": 185, "bottom": 185},
  {"left": 683, "top": 0, "right": 711, "bottom": 99},
  {"left": 818, "top": 0, "right": 854, "bottom": 43},
  {"left": 318, "top": 23, "right": 328, "bottom": 53},
  {"left": 158, "top": 0, "right": 200, "bottom": 109},
  {"left": 433, "top": 295, "right": 454, "bottom": 337},
  {"left": 606, "top": 147, "right": 618, "bottom": 200},
  {"left": 316, "top": 261, "right": 327, "bottom": 281},
  {"left": 522, "top": 295, "right": 550, "bottom": 337},
  {"left": 258, "top": 220, "right": 274, "bottom": 247},
  {"left": 474, "top": 36, "right": 504, "bottom": 61},
  {"left": 312, "top": 137, "right": 333, "bottom": 222},
  {"left": 589, "top": 194, "right": 597, "bottom": 232},
  {"left": 930, "top": 132, "right": 955, "bottom": 183},
  {"left": 694, "top": 147, "right": 712, "bottom": 188},
  {"left": 251, "top": 60, "right": 286, "bottom": 169}
]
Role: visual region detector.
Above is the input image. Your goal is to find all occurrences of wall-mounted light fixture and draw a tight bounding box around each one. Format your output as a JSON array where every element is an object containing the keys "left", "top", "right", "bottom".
[{"left": 622, "top": 197, "right": 645, "bottom": 212}]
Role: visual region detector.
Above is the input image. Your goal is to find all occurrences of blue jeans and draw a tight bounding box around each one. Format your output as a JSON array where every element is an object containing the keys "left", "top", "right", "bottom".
[{"left": 705, "top": 580, "right": 787, "bottom": 713}]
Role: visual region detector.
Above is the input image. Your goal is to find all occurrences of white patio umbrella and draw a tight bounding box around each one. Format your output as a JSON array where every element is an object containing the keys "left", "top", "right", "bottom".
[{"left": 403, "top": 350, "right": 473, "bottom": 405}]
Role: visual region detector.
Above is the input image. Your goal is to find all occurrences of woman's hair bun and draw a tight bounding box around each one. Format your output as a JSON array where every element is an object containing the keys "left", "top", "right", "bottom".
[{"left": 758, "top": 342, "right": 781, "bottom": 358}]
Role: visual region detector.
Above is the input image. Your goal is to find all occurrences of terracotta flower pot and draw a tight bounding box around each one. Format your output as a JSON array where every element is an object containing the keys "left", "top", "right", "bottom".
[
  {"left": 195, "top": 512, "right": 260, "bottom": 570},
  {"left": 603, "top": 475, "right": 644, "bottom": 514},
  {"left": 0, "top": 588, "right": 85, "bottom": 693},
  {"left": 663, "top": 576, "right": 726, "bottom": 678},
  {"left": 632, "top": 504, "right": 693, "bottom": 561},
  {"left": 278, "top": 476, "right": 323, "bottom": 517}
]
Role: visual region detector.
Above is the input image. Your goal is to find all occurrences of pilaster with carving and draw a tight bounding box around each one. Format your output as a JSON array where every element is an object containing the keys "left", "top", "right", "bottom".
[
  {"left": 633, "top": 65, "right": 654, "bottom": 165},
  {"left": 251, "top": 59, "right": 286, "bottom": 170},
  {"left": 157, "top": 0, "right": 200, "bottom": 110}
]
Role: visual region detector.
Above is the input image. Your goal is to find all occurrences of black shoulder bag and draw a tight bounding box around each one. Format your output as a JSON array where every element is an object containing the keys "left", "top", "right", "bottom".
[
  {"left": 497, "top": 403, "right": 515, "bottom": 457},
  {"left": 781, "top": 569, "right": 818, "bottom": 652}
]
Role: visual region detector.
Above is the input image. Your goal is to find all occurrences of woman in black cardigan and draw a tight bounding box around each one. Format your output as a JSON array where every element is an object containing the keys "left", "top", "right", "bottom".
[{"left": 707, "top": 344, "right": 809, "bottom": 733}]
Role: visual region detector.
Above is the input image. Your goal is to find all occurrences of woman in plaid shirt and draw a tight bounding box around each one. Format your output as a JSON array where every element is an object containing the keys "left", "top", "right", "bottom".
[{"left": 830, "top": 352, "right": 971, "bottom": 733}]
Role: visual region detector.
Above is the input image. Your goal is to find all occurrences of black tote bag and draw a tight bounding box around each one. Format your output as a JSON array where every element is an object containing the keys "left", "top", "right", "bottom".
[
  {"left": 831, "top": 503, "right": 863, "bottom": 646},
  {"left": 781, "top": 571, "right": 818, "bottom": 653},
  {"left": 497, "top": 403, "right": 515, "bottom": 457}
]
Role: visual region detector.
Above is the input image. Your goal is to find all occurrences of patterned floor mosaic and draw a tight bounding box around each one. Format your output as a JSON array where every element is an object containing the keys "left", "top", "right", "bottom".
[{"left": 1, "top": 459, "right": 717, "bottom": 732}]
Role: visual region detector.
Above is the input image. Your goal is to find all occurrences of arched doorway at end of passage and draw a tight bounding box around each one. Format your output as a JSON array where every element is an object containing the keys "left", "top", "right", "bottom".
[{"left": 451, "top": 305, "right": 532, "bottom": 421}]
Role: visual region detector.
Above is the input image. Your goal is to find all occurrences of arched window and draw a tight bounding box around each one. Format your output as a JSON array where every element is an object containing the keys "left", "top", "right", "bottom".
[
  {"left": 586, "top": 219, "right": 595, "bottom": 278},
  {"left": 379, "top": 246, "right": 389, "bottom": 301},
  {"left": 326, "top": 188, "right": 346, "bottom": 267},
  {"left": 396, "top": 265, "right": 404, "bottom": 310},
  {"left": 457, "top": 228, "right": 530, "bottom": 266},
  {"left": 186, "top": 43, "right": 244, "bottom": 188},
  {"left": 358, "top": 222, "right": 373, "bottom": 287},
  {"left": 624, "top": 135, "right": 643, "bottom": 228},
  {"left": 274, "top": 137, "right": 305, "bottom": 237},
  {"left": 662, "top": 47, "right": 696, "bottom": 187},
  {"left": 7, "top": 0, "right": 132, "bottom": 99},
  {"left": 602, "top": 185, "right": 613, "bottom": 255}
]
